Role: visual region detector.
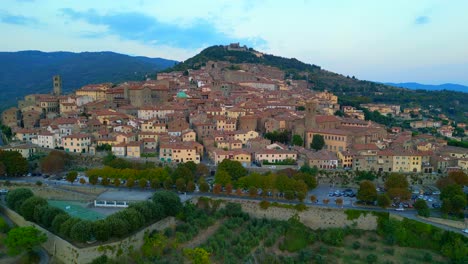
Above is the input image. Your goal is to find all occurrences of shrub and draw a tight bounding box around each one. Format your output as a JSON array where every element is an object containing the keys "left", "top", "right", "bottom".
[
  {"left": 0, "top": 217, "right": 9, "bottom": 233},
  {"left": 6, "top": 188, "right": 34, "bottom": 211},
  {"left": 70, "top": 220, "right": 93, "bottom": 242},
  {"left": 423, "top": 252, "right": 432, "bottom": 262},
  {"left": 368, "top": 236, "right": 378, "bottom": 242},
  {"left": 384, "top": 248, "right": 394, "bottom": 255},
  {"left": 259, "top": 200, "right": 270, "bottom": 210},
  {"left": 107, "top": 217, "right": 129, "bottom": 238},
  {"left": 19, "top": 196, "right": 47, "bottom": 221},
  {"left": 90, "top": 255, "right": 109, "bottom": 264},
  {"left": 152, "top": 190, "right": 182, "bottom": 216},
  {"left": 51, "top": 214, "right": 70, "bottom": 233},
  {"left": 93, "top": 220, "right": 111, "bottom": 242},
  {"left": 352, "top": 241, "right": 361, "bottom": 250},
  {"left": 59, "top": 217, "right": 80, "bottom": 238},
  {"left": 366, "top": 254, "right": 378, "bottom": 264},
  {"left": 295, "top": 203, "right": 307, "bottom": 211},
  {"left": 39, "top": 206, "right": 64, "bottom": 228},
  {"left": 321, "top": 228, "right": 344, "bottom": 246}
]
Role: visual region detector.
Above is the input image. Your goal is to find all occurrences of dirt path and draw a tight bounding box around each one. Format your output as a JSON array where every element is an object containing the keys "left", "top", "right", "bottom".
[{"left": 182, "top": 219, "right": 224, "bottom": 249}]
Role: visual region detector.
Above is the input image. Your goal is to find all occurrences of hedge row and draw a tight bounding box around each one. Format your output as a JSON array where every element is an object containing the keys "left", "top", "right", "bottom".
[{"left": 5, "top": 188, "right": 182, "bottom": 243}]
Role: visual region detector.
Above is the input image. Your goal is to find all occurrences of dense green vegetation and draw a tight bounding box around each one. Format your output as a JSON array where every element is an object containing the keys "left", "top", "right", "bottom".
[
  {"left": 0, "top": 51, "right": 177, "bottom": 110},
  {"left": 90, "top": 201, "right": 464, "bottom": 264},
  {"left": 87, "top": 158, "right": 317, "bottom": 202},
  {"left": 5, "top": 188, "right": 181, "bottom": 244},
  {"left": 0, "top": 150, "right": 28, "bottom": 176}
]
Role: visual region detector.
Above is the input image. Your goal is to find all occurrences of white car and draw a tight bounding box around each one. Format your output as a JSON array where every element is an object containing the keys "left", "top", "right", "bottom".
[
  {"left": 395, "top": 207, "right": 405, "bottom": 211},
  {"left": 463, "top": 229, "right": 468, "bottom": 234}
]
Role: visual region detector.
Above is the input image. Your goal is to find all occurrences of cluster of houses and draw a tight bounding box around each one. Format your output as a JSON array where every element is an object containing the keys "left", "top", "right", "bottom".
[{"left": 2, "top": 58, "right": 467, "bottom": 174}]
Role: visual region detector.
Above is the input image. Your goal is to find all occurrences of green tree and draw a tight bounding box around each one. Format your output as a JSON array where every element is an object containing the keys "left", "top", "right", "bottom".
[
  {"left": 292, "top": 134, "right": 304, "bottom": 146},
  {"left": 70, "top": 220, "right": 93, "bottom": 242},
  {"left": 93, "top": 220, "right": 110, "bottom": 242},
  {"left": 195, "top": 163, "right": 209, "bottom": 179},
  {"left": 39, "top": 206, "right": 64, "bottom": 228},
  {"left": 217, "top": 159, "right": 247, "bottom": 181},
  {"left": 199, "top": 178, "right": 209, "bottom": 193},
  {"left": 183, "top": 247, "right": 211, "bottom": 264},
  {"left": 175, "top": 178, "right": 186, "bottom": 192},
  {"left": 376, "top": 194, "right": 391, "bottom": 208},
  {"left": 385, "top": 173, "right": 411, "bottom": 200},
  {"left": 66, "top": 171, "right": 78, "bottom": 184},
  {"left": 59, "top": 217, "right": 80, "bottom": 238},
  {"left": 6, "top": 188, "right": 34, "bottom": 212},
  {"left": 88, "top": 174, "right": 98, "bottom": 185},
  {"left": 152, "top": 190, "right": 182, "bottom": 216},
  {"left": 19, "top": 196, "right": 47, "bottom": 221},
  {"left": 357, "top": 180, "right": 377, "bottom": 203},
  {"left": 0, "top": 161, "right": 6, "bottom": 176},
  {"left": 51, "top": 214, "right": 70, "bottom": 233},
  {"left": 310, "top": 134, "right": 325, "bottom": 150},
  {"left": 0, "top": 150, "right": 28, "bottom": 176},
  {"left": 414, "top": 199, "right": 430, "bottom": 217},
  {"left": 114, "top": 178, "right": 121, "bottom": 187},
  {"left": 5, "top": 226, "right": 47, "bottom": 256},
  {"left": 214, "top": 169, "right": 231, "bottom": 186},
  {"left": 139, "top": 178, "right": 148, "bottom": 189},
  {"left": 126, "top": 177, "right": 135, "bottom": 188},
  {"left": 187, "top": 181, "right": 196, "bottom": 192},
  {"left": 440, "top": 184, "right": 467, "bottom": 215}
]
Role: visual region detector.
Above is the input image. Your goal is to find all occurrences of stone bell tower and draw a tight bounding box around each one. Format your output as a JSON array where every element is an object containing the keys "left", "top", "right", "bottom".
[{"left": 53, "top": 75, "right": 62, "bottom": 96}]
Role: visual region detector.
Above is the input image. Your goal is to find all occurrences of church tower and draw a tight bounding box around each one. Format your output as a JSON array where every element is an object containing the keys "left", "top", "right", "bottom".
[
  {"left": 53, "top": 75, "right": 62, "bottom": 96},
  {"left": 304, "top": 101, "right": 317, "bottom": 130}
]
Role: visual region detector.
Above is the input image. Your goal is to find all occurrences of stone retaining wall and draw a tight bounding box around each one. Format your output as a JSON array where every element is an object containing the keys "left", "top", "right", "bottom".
[
  {"left": 0, "top": 205, "right": 175, "bottom": 264},
  {"left": 194, "top": 197, "right": 378, "bottom": 230}
]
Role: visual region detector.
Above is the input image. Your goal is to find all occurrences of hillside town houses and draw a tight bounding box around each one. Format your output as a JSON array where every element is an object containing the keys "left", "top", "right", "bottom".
[{"left": 2, "top": 57, "right": 467, "bottom": 174}]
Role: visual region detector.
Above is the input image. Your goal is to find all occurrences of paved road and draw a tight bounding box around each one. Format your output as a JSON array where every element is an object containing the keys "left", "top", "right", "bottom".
[{"left": 3, "top": 177, "right": 467, "bottom": 236}]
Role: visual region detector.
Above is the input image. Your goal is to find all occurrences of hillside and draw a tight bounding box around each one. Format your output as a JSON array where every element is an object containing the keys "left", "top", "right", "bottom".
[
  {"left": 0, "top": 51, "right": 177, "bottom": 110},
  {"left": 169, "top": 45, "right": 468, "bottom": 123},
  {"left": 385, "top": 82, "right": 468, "bottom": 92}
]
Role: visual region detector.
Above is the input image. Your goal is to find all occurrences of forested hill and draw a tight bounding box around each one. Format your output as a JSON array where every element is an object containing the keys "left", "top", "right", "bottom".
[
  {"left": 0, "top": 51, "right": 177, "bottom": 110},
  {"left": 169, "top": 45, "right": 468, "bottom": 123}
]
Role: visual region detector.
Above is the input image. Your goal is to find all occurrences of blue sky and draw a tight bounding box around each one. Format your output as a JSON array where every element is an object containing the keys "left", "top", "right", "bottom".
[{"left": 1, "top": 0, "right": 468, "bottom": 86}]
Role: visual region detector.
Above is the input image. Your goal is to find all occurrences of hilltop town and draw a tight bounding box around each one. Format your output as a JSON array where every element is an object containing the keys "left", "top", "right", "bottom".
[{"left": 1, "top": 44, "right": 467, "bottom": 175}]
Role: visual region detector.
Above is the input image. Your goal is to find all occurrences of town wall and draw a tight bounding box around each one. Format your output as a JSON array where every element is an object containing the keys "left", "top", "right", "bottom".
[
  {"left": 193, "top": 197, "right": 378, "bottom": 230},
  {"left": 0, "top": 205, "right": 175, "bottom": 264}
]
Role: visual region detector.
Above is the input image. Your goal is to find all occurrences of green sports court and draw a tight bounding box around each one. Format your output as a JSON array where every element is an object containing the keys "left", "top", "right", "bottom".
[{"left": 48, "top": 200, "right": 105, "bottom": 221}]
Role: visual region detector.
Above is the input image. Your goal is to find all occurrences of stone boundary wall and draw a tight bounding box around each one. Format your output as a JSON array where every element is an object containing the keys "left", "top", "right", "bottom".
[
  {"left": 193, "top": 197, "right": 378, "bottom": 230},
  {"left": 0, "top": 205, "right": 175, "bottom": 264}
]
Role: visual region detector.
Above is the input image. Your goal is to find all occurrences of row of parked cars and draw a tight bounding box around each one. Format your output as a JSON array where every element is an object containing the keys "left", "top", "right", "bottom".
[{"left": 328, "top": 189, "right": 356, "bottom": 198}]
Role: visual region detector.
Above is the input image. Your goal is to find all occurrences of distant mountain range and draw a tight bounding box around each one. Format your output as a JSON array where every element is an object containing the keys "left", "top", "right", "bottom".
[
  {"left": 385, "top": 82, "right": 468, "bottom": 93},
  {"left": 0, "top": 51, "right": 177, "bottom": 110},
  {"left": 1, "top": 47, "right": 467, "bottom": 123}
]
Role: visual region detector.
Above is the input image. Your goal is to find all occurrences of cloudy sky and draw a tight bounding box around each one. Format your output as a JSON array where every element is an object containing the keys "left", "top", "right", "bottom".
[{"left": 1, "top": 0, "right": 468, "bottom": 85}]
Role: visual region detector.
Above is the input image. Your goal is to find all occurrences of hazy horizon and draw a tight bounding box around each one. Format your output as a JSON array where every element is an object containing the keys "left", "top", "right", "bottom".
[{"left": 1, "top": 0, "right": 468, "bottom": 86}]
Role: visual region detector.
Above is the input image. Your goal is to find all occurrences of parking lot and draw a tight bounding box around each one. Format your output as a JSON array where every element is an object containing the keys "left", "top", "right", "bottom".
[{"left": 308, "top": 184, "right": 358, "bottom": 206}]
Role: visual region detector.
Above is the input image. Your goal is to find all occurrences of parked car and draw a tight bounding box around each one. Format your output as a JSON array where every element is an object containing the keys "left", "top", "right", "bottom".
[
  {"left": 0, "top": 189, "right": 9, "bottom": 195},
  {"left": 432, "top": 203, "right": 440, "bottom": 208},
  {"left": 462, "top": 229, "right": 468, "bottom": 234},
  {"left": 395, "top": 207, "right": 405, "bottom": 211}
]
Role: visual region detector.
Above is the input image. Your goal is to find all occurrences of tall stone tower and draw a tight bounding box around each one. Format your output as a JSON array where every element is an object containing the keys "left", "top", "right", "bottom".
[
  {"left": 304, "top": 101, "right": 317, "bottom": 130},
  {"left": 53, "top": 75, "right": 62, "bottom": 96}
]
